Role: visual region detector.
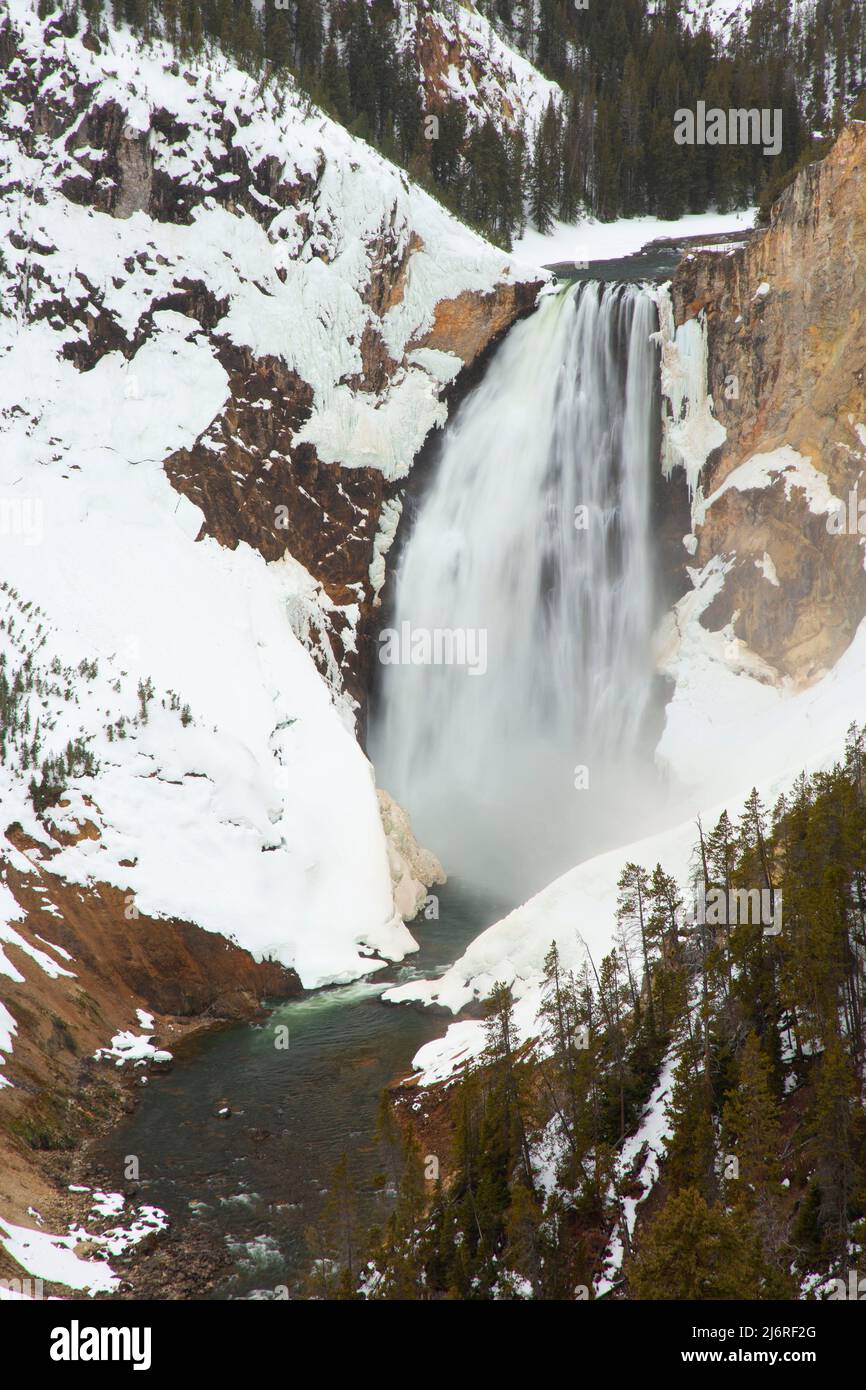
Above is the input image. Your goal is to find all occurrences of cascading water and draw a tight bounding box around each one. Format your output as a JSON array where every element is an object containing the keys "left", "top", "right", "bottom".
[{"left": 370, "top": 280, "right": 663, "bottom": 900}]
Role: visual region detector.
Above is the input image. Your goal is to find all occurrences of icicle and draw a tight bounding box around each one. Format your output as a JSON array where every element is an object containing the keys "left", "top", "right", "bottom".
[{"left": 652, "top": 284, "right": 726, "bottom": 526}]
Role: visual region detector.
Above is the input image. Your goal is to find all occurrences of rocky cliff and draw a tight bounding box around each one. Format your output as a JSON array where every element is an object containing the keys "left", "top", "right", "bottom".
[
  {"left": 0, "top": 0, "right": 546, "bottom": 1253},
  {"left": 0, "top": 812, "right": 302, "bottom": 1267},
  {"left": 1, "top": 0, "right": 543, "bottom": 717},
  {"left": 666, "top": 121, "right": 866, "bottom": 684},
  {"left": 0, "top": 0, "right": 544, "bottom": 979}
]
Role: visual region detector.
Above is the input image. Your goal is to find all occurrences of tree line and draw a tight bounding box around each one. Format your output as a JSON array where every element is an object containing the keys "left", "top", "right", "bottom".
[{"left": 48, "top": 0, "right": 866, "bottom": 247}]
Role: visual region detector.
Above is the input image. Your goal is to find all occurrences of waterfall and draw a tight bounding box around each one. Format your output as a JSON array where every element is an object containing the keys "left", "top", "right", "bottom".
[{"left": 370, "top": 280, "right": 663, "bottom": 900}]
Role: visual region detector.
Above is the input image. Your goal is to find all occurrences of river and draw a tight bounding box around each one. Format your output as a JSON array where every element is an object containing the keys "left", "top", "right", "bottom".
[{"left": 89, "top": 878, "right": 512, "bottom": 1299}]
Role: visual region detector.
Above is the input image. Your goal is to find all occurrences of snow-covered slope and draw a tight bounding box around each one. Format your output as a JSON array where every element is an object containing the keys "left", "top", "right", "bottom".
[
  {"left": 0, "top": 0, "right": 543, "bottom": 993},
  {"left": 511, "top": 207, "right": 755, "bottom": 270},
  {"left": 669, "top": 0, "right": 758, "bottom": 35},
  {"left": 397, "top": 0, "right": 562, "bottom": 138}
]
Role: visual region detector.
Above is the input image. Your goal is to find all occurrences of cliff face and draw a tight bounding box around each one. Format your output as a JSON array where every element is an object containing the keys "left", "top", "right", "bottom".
[
  {"left": 668, "top": 122, "right": 866, "bottom": 683},
  {"left": 2, "top": 0, "right": 544, "bottom": 719},
  {"left": 0, "top": 816, "right": 301, "bottom": 1250},
  {"left": 162, "top": 273, "right": 540, "bottom": 714},
  {"left": 0, "top": 1, "right": 546, "bottom": 1219}
]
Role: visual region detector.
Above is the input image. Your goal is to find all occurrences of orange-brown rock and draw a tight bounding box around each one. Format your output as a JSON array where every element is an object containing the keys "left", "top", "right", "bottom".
[
  {"left": 671, "top": 122, "right": 866, "bottom": 682},
  {"left": 0, "top": 823, "right": 300, "bottom": 1248},
  {"left": 162, "top": 274, "right": 542, "bottom": 714},
  {"left": 411, "top": 279, "right": 540, "bottom": 367}
]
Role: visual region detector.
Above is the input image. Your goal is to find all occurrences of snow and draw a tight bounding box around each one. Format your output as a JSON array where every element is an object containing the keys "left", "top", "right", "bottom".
[
  {"left": 0, "top": 318, "right": 416, "bottom": 984},
  {"left": 755, "top": 551, "right": 781, "bottom": 587},
  {"left": 409, "top": 1019, "right": 488, "bottom": 1086},
  {"left": 0, "top": 877, "right": 78, "bottom": 1082},
  {"left": 695, "top": 445, "right": 840, "bottom": 526},
  {"left": 34, "top": 935, "right": 74, "bottom": 961},
  {"left": 655, "top": 286, "right": 727, "bottom": 512},
  {"left": 0, "top": 1215, "right": 119, "bottom": 1295},
  {"left": 513, "top": 209, "right": 756, "bottom": 271},
  {"left": 69, "top": 1197, "right": 169, "bottom": 1259},
  {"left": 89, "top": 1191, "right": 125, "bottom": 1219},
  {"left": 0, "top": 0, "right": 545, "bottom": 994},
  {"left": 0, "top": 1000, "right": 16, "bottom": 1089},
  {"left": 93, "top": 1030, "right": 173, "bottom": 1068},
  {"left": 0, "top": 920, "right": 77, "bottom": 985},
  {"left": 370, "top": 498, "right": 404, "bottom": 603},
  {"left": 0, "top": 1191, "right": 169, "bottom": 1295},
  {"left": 595, "top": 1051, "right": 677, "bottom": 1296}
]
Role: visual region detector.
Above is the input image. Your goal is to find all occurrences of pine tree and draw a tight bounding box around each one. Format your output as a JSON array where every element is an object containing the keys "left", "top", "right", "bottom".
[
  {"left": 722, "top": 1031, "right": 792, "bottom": 1291},
  {"left": 483, "top": 981, "right": 535, "bottom": 1193},
  {"left": 321, "top": 1151, "right": 360, "bottom": 1296},
  {"left": 811, "top": 1035, "right": 857, "bottom": 1266},
  {"left": 617, "top": 862, "right": 656, "bottom": 1034},
  {"left": 503, "top": 1181, "right": 544, "bottom": 1294},
  {"left": 664, "top": 1031, "right": 717, "bottom": 1200},
  {"left": 528, "top": 97, "right": 559, "bottom": 232},
  {"left": 628, "top": 1186, "right": 762, "bottom": 1299}
]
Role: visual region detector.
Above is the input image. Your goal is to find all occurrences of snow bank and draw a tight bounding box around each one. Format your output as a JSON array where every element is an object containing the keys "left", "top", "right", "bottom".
[
  {"left": 0, "top": 312, "right": 415, "bottom": 985},
  {"left": 0, "top": 1192, "right": 169, "bottom": 1296},
  {"left": 93, "top": 1030, "right": 173, "bottom": 1069},
  {"left": 0, "top": 1216, "right": 119, "bottom": 1295},
  {"left": 513, "top": 209, "right": 755, "bottom": 272}
]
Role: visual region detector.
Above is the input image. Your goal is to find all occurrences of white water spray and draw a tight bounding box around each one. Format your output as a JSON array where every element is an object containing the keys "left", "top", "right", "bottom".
[{"left": 370, "top": 281, "right": 662, "bottom": 899}]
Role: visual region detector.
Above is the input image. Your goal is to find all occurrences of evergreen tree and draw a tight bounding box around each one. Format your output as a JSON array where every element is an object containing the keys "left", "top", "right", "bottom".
[
  {"left": 528, "top": 97, "right": 559, "bottom": 232},
  {"left": 811, "top": 1035, "right": 857, "bottom": 1266},
  {"left": 617, "top": 861, "right": 656, "bottom": 1033},
  {"left": 722, "top": 1031, "right": 793, "bottom": 1291},
  {"left": 629, "top": 1186, "right": 762, "bottom": 1299}
]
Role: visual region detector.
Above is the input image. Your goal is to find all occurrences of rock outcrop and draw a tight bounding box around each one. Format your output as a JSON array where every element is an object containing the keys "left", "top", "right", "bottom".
[
  {"left": 0, "top": 820, "right": 300, "bottom": 1246},
  {"left": 667, "top": 121, "right": 866, "bottom": 683},
  {"left": 378, "top": 790, "right": 446, "bottom": 922},
  {"left": 1, "top": 0, "right": 545, "bottom": 719}
]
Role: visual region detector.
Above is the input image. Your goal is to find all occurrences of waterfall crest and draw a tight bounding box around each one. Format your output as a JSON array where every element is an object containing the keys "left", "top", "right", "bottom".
[{"left": 370, "top": 281, "right": 662, "bottom": 899}]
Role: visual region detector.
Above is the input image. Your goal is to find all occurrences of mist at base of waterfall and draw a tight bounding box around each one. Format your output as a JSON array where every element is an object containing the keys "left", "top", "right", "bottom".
[
  {"left": 370, "top": 280, "right": 671, "bottom": 905},
  {"left": 384, "top": 726, "right": 673, "bottom": 904}
]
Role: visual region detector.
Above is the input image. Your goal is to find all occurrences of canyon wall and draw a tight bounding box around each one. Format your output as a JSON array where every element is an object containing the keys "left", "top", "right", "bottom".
[
  {"left": 667, "top": 122, "right": 866, "bottom": 684},
  {"left": 0, "top": 0, "right": 544, "bottom": 1249}
]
